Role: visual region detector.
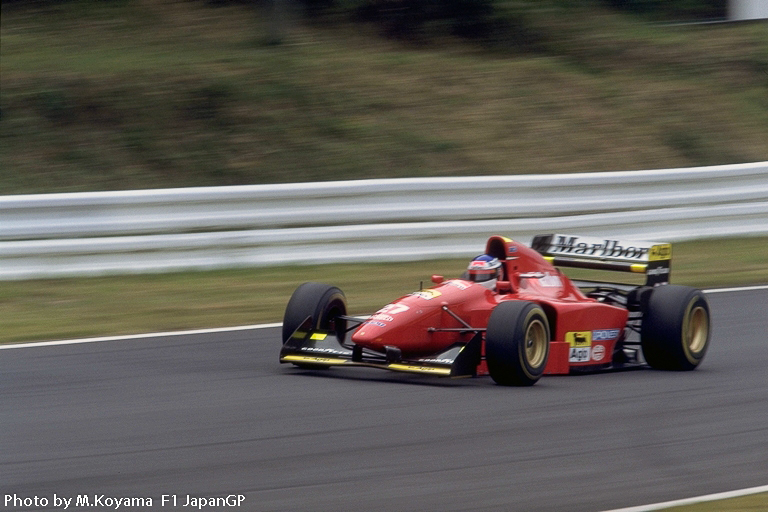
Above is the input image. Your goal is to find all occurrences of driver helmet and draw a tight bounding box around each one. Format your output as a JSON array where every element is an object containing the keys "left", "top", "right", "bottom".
[{"left": 467, "top": 254, "right": 502, "bottom": 283}]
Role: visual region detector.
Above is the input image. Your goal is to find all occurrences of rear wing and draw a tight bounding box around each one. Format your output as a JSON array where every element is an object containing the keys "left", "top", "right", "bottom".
[{"left": 531, "top": 234, "right": 671, "bottom": 286}]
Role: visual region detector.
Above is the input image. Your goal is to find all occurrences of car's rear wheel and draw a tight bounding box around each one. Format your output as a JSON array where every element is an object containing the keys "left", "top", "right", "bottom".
[
  {"left": 641, "top": 285, "right": 710, "bottom": 371},
  {"left": 282, "top": 283, "right": 347, "bottom": 368},
  {"left": 486, "top": 301, "right": 550, "bottom": 386}
]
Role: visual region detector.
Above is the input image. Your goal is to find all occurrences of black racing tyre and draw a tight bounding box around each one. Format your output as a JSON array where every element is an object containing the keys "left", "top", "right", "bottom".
[
  {"left": 282, "top": 282, "right": 347, "bottom": 345},
  {"left": 641, "top": 285, "right": 710, "bottom": 371},
  {"left": 486, "top": 301, "right": 550, "bottom": 386}
]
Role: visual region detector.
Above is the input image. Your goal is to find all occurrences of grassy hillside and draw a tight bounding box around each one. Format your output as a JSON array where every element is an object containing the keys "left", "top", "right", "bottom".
[{"left": 1, "top": 0, "right": 767, "bottom": 194}]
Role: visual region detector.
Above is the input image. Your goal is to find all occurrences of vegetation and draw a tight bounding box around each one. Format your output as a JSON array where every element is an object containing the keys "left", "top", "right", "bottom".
[
  {"left": 1, "top": 1, "right": 766, "bottom": 345},
  {"left": 1, "top": 0, "right": 766, "bottom": 193}
]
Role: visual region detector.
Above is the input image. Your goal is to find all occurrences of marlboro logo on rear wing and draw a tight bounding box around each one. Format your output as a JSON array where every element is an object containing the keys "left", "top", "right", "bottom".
[{"left": 531, "top": 234, "right": 671, "bottom": 286}]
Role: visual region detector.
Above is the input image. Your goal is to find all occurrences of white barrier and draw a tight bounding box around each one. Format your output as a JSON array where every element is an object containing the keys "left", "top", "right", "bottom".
[
  {"left": 1, "top": 163, "right": 767, "bottom": 279},
  {"left": 730, "top": 0, "right": 768, "bottom": 20}
]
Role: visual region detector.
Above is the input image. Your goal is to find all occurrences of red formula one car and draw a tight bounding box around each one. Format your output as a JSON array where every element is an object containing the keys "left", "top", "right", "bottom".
[{"left": 280, "top": 234, "right": 711, "bottom": 386}]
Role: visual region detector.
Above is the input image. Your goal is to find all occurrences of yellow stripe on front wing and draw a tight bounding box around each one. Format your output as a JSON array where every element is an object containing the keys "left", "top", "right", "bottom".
[
  {"left": 282, "top": 355, "right": 346, "bottom": 364},
  {"left": 387, "top": 363, "right": 452, "bottom": 375}
]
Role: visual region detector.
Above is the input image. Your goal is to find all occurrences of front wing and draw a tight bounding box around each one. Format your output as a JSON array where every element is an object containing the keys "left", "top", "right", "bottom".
[{"left": 279, "top": 316, "right": 483, "bottom": 378}]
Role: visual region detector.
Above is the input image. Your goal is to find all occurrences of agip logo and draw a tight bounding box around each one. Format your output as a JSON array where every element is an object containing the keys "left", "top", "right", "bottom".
[
  {"left": 566, "top": 331, "right": 592, "bottom": 363},
  {"left": 565, "top": 331, "right": 592, "bottom": 347}
]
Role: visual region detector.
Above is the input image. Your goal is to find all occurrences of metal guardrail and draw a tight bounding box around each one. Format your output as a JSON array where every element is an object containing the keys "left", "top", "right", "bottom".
[{"left": 1, "top": 163, "right": 767, "bottom": 279}]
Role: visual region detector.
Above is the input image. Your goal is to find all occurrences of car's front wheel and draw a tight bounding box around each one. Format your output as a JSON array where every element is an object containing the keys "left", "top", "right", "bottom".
[
  {"left": 282, "top": 282, "right": 347, "bottom": 345},
  {"left": 486, "top": 301, "right": 550, "bottom": 386}
]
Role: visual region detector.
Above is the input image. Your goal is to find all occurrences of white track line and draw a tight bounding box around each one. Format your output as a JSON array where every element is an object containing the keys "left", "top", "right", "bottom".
[
  {"left": 703, "top": 284, "right": 768, "bottom": 293},
  {"left": 0, "top": 323, "right": 281, "bottom": 350},
  {"left": 601, "top": 484, "right": 768, "bottom": 512},
  {"left": 1, "top": 284, "right": 765, "bottom": 351}
]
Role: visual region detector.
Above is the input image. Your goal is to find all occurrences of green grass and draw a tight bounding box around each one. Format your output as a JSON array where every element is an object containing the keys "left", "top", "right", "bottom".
[
  {"left": 1, "top": 236, "right": 765, "bottom": 345},
  {"left": 1, "top": 1, "right": 767, "bottom": 194},
  {"left": 663, "top": 492, "right": 768, "bottom": 511}
]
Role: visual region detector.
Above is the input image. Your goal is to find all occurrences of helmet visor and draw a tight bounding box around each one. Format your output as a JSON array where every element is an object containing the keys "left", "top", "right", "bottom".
[{"left": 468, "top": 268, "right": 498, "bottom": 283}]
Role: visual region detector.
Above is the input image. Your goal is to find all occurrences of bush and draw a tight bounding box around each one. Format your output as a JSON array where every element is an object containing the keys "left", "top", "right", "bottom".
[{"left": 310, "top": 0, "right": 498, "bottom": 40}]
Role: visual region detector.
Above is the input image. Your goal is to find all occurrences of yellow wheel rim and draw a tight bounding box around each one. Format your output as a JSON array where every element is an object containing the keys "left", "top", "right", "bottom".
[
  {"left": 525, "top": 319, "right": 548, "bottom": 368},
  {"left": 686, "top": 305, "right": 709, "bottom": 355}
]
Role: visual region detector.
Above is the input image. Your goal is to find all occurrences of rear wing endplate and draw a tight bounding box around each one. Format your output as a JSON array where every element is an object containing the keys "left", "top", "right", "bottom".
[{"left": 531, "top": 234, "right": 671, "bottom": 286}]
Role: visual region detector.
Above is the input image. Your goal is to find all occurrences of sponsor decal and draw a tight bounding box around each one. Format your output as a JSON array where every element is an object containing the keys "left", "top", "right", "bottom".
[
  {"left": 446, "top": 280, "right": 471, "bottom": 290},
  {"left": 388, "top": 363, "right": 451, "bottom": 375},
  {"left": 569, "top": 347, "right": 590, "bottom": 363},
  {"left": 591, "top": 344, "right": 606, "bottom": 362},
  {"left": 565, "top": 331, "right": 592, "bottom": 347},
  {"left": 416, "top": 357, "right": 455, "bottom": 365},
  {"left": 549, "top": 235, "right": 654, "bottom": 261},
  {"left": 300, "top": 346, "right": 347, "bottom": 355},
  {"left": 649, "top": 243, "right": 672, "bottom": 261},
  {"left": 566, "top": 331, "right": 592, "bottom": 363},
  {"left": 538, "top": 273, "right": 562, "bottom": 287},
  {"left": 410, "top": 289, "right": 442, "bottom": 300},
  {"left": 370, "top": 313, "right": 395, "bottom": 322},
  {"left": 646, "top": 266, "right": 670, "bottom": 276},
  {"left": 592, "top": 329, "right": 620, "bottom": 341},
  {"left": 283, "top": 354, "right": 346, "bottom": 364},
  {"left": 362, "top": 321, "right": 387, "bottom": 328},
  {"left": 519, "top": 272, "right": 563, "bottom": 287}
]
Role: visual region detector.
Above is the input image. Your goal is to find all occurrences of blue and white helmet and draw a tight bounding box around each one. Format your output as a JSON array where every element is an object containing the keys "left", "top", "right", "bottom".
[{"left": 467, "top": 254, "right": 502, "bottom": 283}]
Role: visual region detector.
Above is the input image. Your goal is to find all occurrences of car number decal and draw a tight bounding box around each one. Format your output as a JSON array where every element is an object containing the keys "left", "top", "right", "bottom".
[{"left": 377, "top": 303, "right": 410, "bottom": 315}]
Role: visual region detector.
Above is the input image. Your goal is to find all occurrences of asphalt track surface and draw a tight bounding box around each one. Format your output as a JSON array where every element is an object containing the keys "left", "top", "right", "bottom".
[{"left": 2, "top": 289, "right": 767, "bottom": 512}]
